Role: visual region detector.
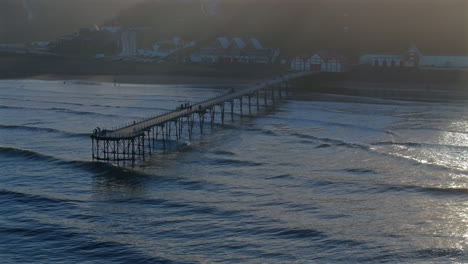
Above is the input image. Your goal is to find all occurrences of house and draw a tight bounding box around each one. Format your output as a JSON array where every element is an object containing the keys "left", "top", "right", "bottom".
[
  {"left": 214, "top": 37, "right": 231, "bottom": 49},
  {"left": 137, "top": 48, "right": 153, "bottom": 57},
  {"left": 191, "top": 37, "right": 279, "bottom": 64},
  {"left": 404, "top": 43, "right": 422, "bottom": 67},
  {"left": 232, "top": 38, "right": 247, "bottom": 49},
  {"left": 250, "top": 38, "right": 263, "bottom": 49},
  {"left": 290, "top": 56, "right": 306, "bottom": 71},
  {"left": 290, "top": 51, "right": 348, "bottom": 73},
  {"left": 359, "top": 44, "right": 421, "bottom": 68},
  {"left": 307, "top": 54, "right": 324, "bottom": 72}
]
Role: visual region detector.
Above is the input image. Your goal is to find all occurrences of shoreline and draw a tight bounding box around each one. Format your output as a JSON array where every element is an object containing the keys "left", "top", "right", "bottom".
[
  {"left": 0, "top": 54, "right": 284, "bottom": 85},
  {"left": 2, "top": 54, "right": 468, "bottom": 102},
  {"left": 292, "top": 70, "right": 468, "bottom": 102},
  {"left": 292, "top": 81, "right": 468, "bottom": 103},
  {"left": 18, "top": 74, "right": 259, "bottom": 86}
]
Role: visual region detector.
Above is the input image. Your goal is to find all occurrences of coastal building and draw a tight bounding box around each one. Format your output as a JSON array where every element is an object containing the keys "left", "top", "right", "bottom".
[
  {"left": 190, "top": 37, "right": 279, "bottom": 64},
  {"left": 120, "top": 31, "right": 138, "bottom": 56},
  {"left": 404, "top": 43, "right": 422, "bottom": 68},
  {"left": 360, "top": 44, "right": 468, "bottom": 70},
  {"left": 232, "top": 38, "right": 247, "bottom": 49},
  {"left": 118, "top": 27, "right": 151, "bottom": 57},
  {"left": 290, "top": 56, "right": 306, "bottom": 71},
  {"left": 307, "top": 54, "right": 324, "bottom": 72},
  {"left": 146, "top": 37, "right": 196, "bottom": 58},
  {"left": 289, "top": 51, "right": 348, "bottom": 73},
  {"left": 359, "top": 55, "right": 403, "bottom": 68}
]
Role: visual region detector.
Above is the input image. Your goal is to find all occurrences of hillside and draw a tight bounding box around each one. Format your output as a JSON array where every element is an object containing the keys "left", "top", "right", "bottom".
[
  {"left": 0, "top": 0, "right": 143, "bottom": 43},
  {"left": 117, "top": 0, "right": 468, "bottom": 56}
]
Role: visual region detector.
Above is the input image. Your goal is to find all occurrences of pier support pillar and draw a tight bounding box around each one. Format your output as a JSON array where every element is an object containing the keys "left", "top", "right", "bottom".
[
  {"left": 271, "top": 86, "right": 275, "bottom": 103},
  {"left": 92, "top": 138, "right": 95, "bottom": 160},
  {"left": 256, "top": 92, "right": 260, "bottom": 111},
  {"left": 141, "top": 136, "right": 145, "bottom": 160},
  {"left": 210, "top": 107, "right": 215, "bottom": 130},
  {"left": 240, "top": 97, "right": 243, "bottom": 116},
  {"left": 198, "top": 113, "right": 205, "bottom": 134},
  {"left": 179, "top": 118, "right": 183, "bottom": 138},
  {"left": 162, "top": 124, "right": 166, "bottom": 150},
  {"left": 131, "top": 139, "right": 135, "bottom": 166},
  {"left": 187, "top": 114, "right": 195, "bottom": 139},
  {"left": 147, "top": 130, "right": 152, "bottom": 156},
  {"left": 221, "top": 104, "right": 225, "bottom": 125},
  {"left": 174, "top": 120, "right": 179, "bottom": 140},
  {"left": 230, "top": 100, "right": 234, "bottom": 121}
]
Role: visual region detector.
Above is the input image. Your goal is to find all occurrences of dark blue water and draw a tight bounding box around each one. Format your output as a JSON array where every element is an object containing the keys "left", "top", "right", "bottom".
[{"left": 1, "top": 79, "right": 467, "bottom": 263}]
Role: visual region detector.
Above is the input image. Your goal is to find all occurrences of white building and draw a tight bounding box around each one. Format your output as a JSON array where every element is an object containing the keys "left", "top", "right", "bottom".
[
  {"left": 360, "top": 44, "right": 468, "bottom": 70},
  {"left": 359, "top": 54, "right": 403, "bottom": 67},
  {"left": 120, "top": 31, "right": 137, "bottom": 56},
  {"left": 307, "top": 54, "right": 324, "bottom": 72},
  {"left": 290, "top": 56, "right": 306, "bottom": 71}
]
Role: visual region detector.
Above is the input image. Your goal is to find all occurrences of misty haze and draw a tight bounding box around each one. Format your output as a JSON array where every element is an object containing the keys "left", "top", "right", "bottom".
[{"left": 1, "top": 0, "right": 468, "bottom": 263}]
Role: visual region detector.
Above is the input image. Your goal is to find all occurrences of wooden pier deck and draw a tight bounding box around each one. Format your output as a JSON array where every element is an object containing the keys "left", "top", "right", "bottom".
[{"left": 91, "top": 71, "right": 311, "bottom": 164}]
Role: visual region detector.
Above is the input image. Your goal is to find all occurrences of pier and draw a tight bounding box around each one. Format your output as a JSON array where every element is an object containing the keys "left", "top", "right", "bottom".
[{"left": 91, "top": 72, "right": 310, "bottom": 165}]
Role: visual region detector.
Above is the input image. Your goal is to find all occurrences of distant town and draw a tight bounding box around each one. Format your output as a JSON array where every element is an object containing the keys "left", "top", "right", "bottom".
[{"left": 1, "top": 21, "right": 468, "bottom": 74}]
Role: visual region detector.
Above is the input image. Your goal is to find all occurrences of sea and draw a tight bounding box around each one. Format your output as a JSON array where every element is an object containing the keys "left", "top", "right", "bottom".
[{"left": 0, "top": 79, "right": 467, "bottom": 263}]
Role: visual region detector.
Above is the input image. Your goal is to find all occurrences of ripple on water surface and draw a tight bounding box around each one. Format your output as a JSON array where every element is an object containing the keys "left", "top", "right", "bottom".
[{"left": 1, "top": 81, "right": 468, "bottom": 263}]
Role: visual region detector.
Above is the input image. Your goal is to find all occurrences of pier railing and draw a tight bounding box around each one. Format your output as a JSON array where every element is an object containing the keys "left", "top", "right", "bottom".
[
  {"left": 94, "top": 72, "right": 308, "bottom": 139},
  {"left": 91, "top": 71, "right": 312, "bottom": 164}
]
